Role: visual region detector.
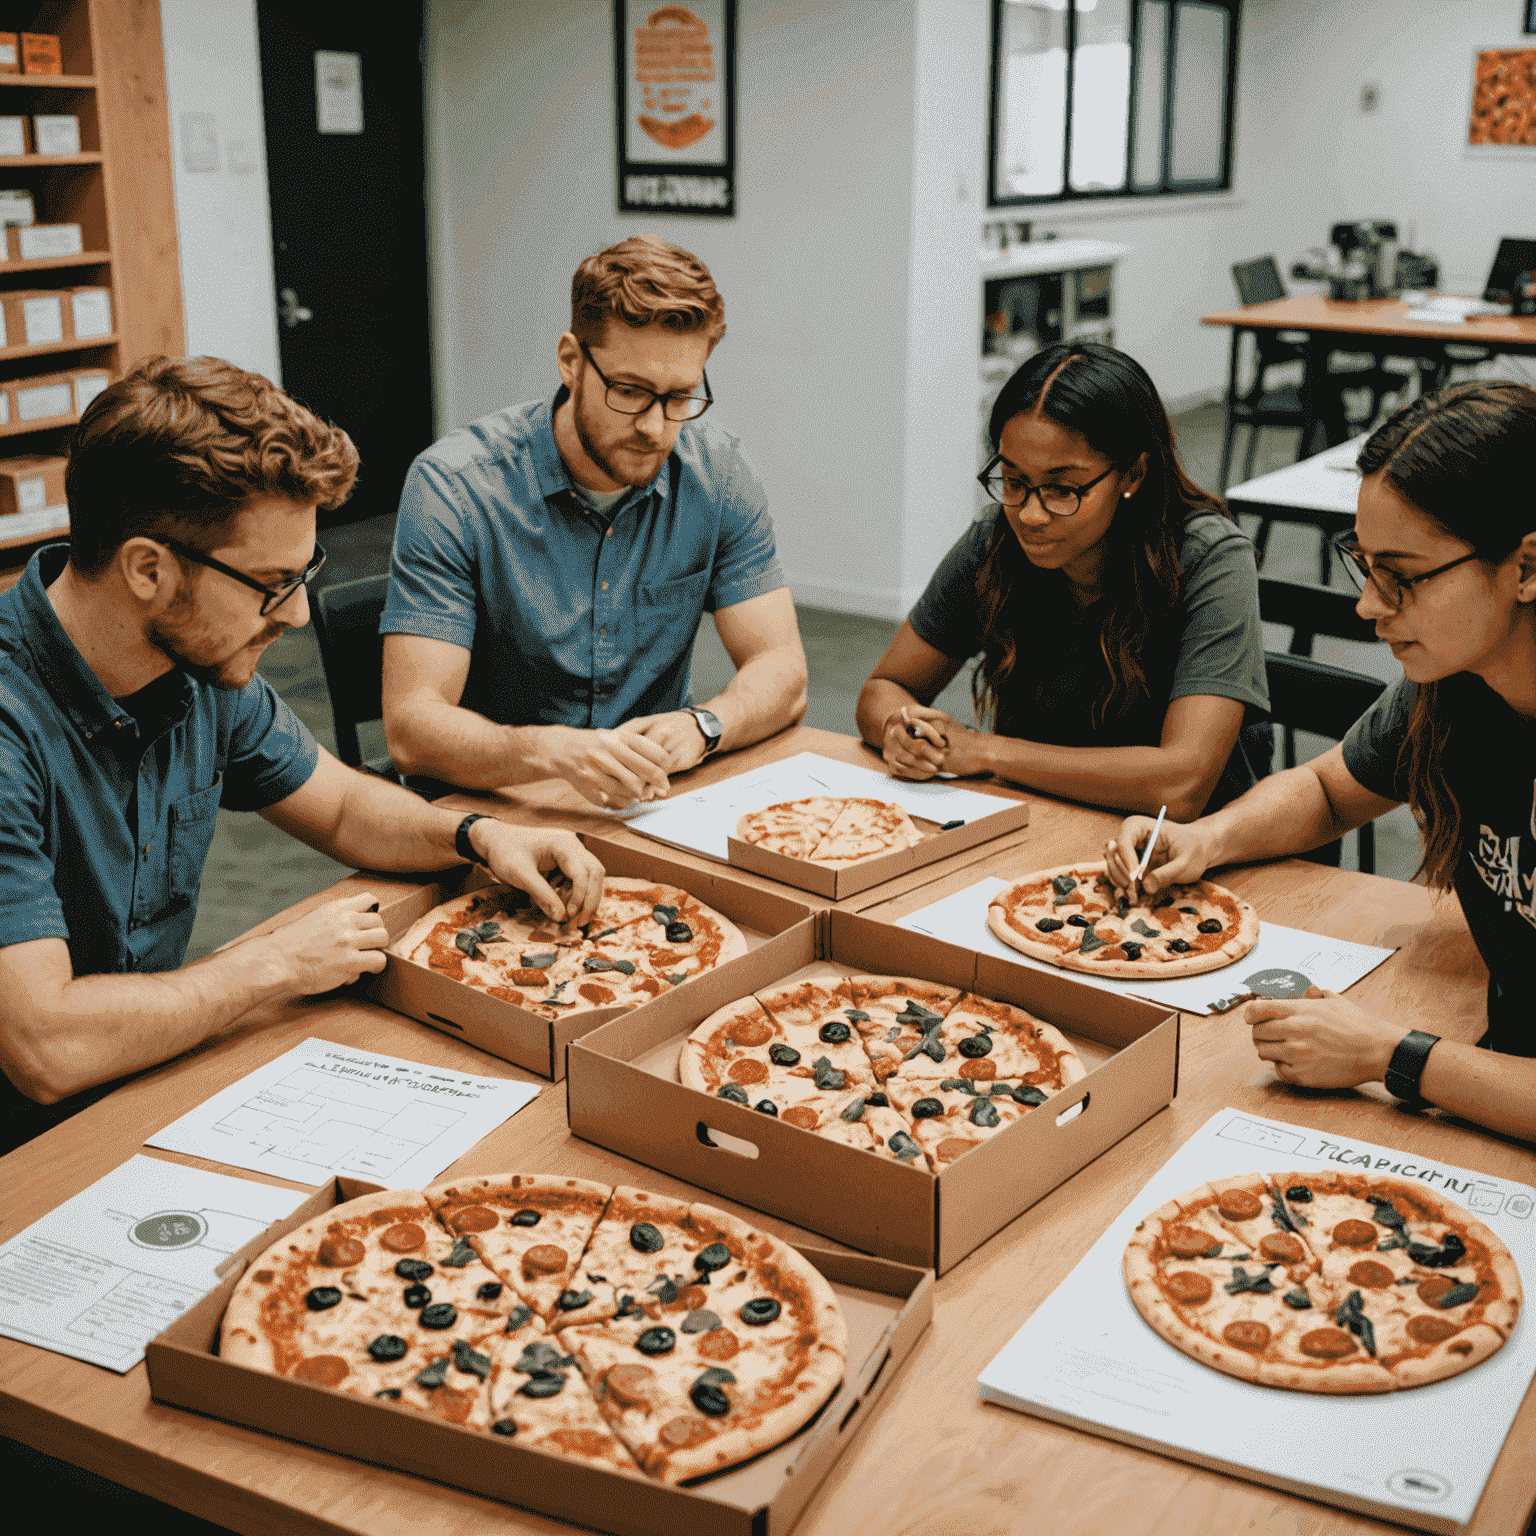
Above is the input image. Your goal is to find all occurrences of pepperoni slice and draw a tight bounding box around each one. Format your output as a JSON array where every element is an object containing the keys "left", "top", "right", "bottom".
[
  {"left": 957, "top": 1059, "right": 996, "bottom": 1081},
  {"left": 1347, "top": 1260, "right": 1395, "bottom": 1289},
  {"left": 1416, "top": 1275, "right": 1455, "bottom": 1306},
  {"left": 1223, "top": 1320, "right": 1270, "bottom": 1352},
  {"left": 1216, "top": 1188, "right": 1263, "bottom": 1221},
  {"left": 316, "top": 1237, "right": 365, "bottom": 1268},
  {"left": 1299, "top": 1328, "right": 1359, "bottom": 1359},
  {"left": 659, "top": 1415, "right": 714, "bottom": 1449},
  {"left": 1331, "top": 1219, "right": 1378, "bottom": 1248},
  {"left": 510, "top": 968, "right": 548, "bottom": 986},
  {"left": 578, "top": 983, "right": 616, "bottom": 1004},
  {"left": 1407, "top": 1315, "right": 1461, "bottom": 1345},
  {"left": 379, "top": 1222, "right": 426, "bottom": 1253},
  {"left": 729, "top": 1016, "right": 773, "bottom": 1047},
  {"left": 935, "top": 1138, "right": 980, "bottom": 1162},
  {"left": 432, "top": 1386, "right": 477, "bottom": 1424},
  {"left": 727, "top": 1058, "right": 768, "bottom": 1085},
  {"left": 448, "top": 1205, "right": 499, "bottom": 1234},
  {"left": 294, "top": 1354, "right": 349, "bottom": 1385},
  {"left": 781, "top": 1105, "right": 820, "bottom": 1129},
  {"left": 1165, "top": 1271, "right": 1212, "bottom": 1305},
  {"left": 522, "top": 1243, "right": 568, "bottom": 1277},
  {"left": 1167, "top": 1225, "right": 1220, "bottom": 1260},
  {"left": 605, "top": 1363, "right": 656, "bottom": 1407},
  {"left": 1258, "top": 1233, "right": 1304, "bottom": 1264},
  {"left": 696, "top": 1328, "right": 741, "bottom": 1361},
  {"left": 670, "top": 1285, "right": 709, "bottom": 1312}
]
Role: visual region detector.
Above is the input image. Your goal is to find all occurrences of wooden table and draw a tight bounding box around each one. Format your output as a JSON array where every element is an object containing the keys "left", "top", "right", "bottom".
[{"left": 4, "top": 727, "right": 1532, "bottom": 1536}]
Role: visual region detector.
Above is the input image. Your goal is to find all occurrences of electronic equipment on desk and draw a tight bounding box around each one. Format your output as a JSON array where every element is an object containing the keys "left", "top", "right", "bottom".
[
  {"left": 1290, "top": 220, "right": 1439, "bottom": 301},
  {"left": 1514, "top": 271, "right": 1536, "bottom": 318}
]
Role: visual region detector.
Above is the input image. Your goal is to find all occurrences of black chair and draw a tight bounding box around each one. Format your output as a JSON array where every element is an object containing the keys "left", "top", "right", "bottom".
[
  {"left": 310, "top": 574, "right": 401, "bottom": 781},
  {"left": 1259, "top": 576, "right": 1386, "bottom": 873}
]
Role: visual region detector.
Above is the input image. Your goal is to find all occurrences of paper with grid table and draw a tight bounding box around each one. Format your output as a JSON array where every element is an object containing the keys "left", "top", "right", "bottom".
[{"left": 977, "top": 1108, "right": 1536, "bottom": 1532}]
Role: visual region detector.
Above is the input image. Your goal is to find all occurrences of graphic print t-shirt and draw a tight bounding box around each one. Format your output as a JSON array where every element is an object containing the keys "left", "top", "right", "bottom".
[{"left": 1342, "top": 675, "right": 1536, "bottom": 1053}]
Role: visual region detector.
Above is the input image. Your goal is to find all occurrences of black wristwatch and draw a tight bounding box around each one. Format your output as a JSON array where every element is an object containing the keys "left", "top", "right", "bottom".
[
  {"left": 687, "top": 708, "right": 723, "bottom": 755},
  {"left": 455, "top": 813, "right": 493, "bottom": 867},
  {"left": 1384, "top": 1029, "right": 1440, "bottom": 1106}
]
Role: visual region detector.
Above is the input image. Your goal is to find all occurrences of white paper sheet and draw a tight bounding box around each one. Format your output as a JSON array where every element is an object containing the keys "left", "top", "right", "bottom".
[
  {"left": 146, "top": 1038, "right": 540, "bottom": 1187},
  {"left": 978, "top": 1109, "right": 1536, "bottom": 1531},
  {"left": 896, "top": 876, "right": 1396, "bottom": 1014},
  {"left": 0, "top": 1155, "right": 305, "bottom": 1372},
  {"left": 1225, "top": 432, "right": 1369, "bottom": 513},
  {"left": 622, "top": 751, "right": 1014, "bottom": 862}
]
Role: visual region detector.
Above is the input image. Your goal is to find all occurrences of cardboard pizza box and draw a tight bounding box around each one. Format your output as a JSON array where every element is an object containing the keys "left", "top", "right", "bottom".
[
  {"left": 365, "top": 833, "right": 820, "bottom": 1082},
  {"left": 145, "top": 1176, "right": 932, "bottom": 1536},
  {"left": 567, "top": 908, "right": 1180, "bottom": 1275}
]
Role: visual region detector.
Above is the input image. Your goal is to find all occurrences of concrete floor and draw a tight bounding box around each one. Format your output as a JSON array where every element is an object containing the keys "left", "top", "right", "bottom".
[{"left": 184, "top": 400, "right": 1421, "bottom": 961}]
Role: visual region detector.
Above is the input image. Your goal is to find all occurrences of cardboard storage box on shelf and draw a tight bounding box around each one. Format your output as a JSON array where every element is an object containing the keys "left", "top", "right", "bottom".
[
  {"left": 366, "top": 832, "right": 819, "bottom": 1081},
  {"left": 0, "top": 117, "right": 27, "bottom": 156},
  {"left": 145, "top": 1176, "right": 932, "bottom": 1536},
  {"left": 20, "top": 34, "right": 60, "bottom": 75},
  {"left": 0, "top": 34, "right": 16, "bottom": 74},
  {"left": 726, "top": 798, "right": 1032, "bottom": 902},
  {"left": 6, "top": 221, "right": 83, "bottom": 261},
  {"left": 12, "top": 370, "right": 74, "bottom": 423},
  {"left": 0, "top": 288, "right": 65, "bottom": 348},
  {"left": 68, "top": 285, "right": 110, "bottom": 338},
  {"left": 70, "top": 367, "right": 109, "bottom": 414},
  {"left": 32, "top": 114, "right": 79, "bottom": 156},
  {"left": 0, "top": 453, "right": 66, "bottom": 518},
  {"left": 0, "top": 186, "right": 34, "bottom": 228},
  {"left": 568, "top": 908, "right": 1180, "bottom": 1274}
]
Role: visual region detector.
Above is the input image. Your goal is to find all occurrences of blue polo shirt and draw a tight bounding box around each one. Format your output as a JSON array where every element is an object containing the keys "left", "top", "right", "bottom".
[
  {"left": 380, "top": 388, "right": 785, "bottom": 727},
  {"left": 0, "top": 544, "right": 319, "bottom": 982}
]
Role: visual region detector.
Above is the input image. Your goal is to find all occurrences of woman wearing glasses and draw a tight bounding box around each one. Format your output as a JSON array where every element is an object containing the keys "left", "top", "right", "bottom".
[
  {"left": 1108, "top": 380, "right": 1536, "bottom": 1136},
  {"left": 857, "top": 341, "right": 1268, "bottom": 818}
]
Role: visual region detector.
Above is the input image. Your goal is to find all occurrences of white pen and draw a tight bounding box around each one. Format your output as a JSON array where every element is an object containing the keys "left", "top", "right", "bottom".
[{"left": 1135, "top": 804, "right": 1168, "bottom": 884}]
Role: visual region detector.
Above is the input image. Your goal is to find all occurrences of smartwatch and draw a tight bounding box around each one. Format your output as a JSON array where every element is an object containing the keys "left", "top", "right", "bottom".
[
  {"left": 687, "top": 708, "right": 723, "bottom": 755},
  {"left": 455, "top": 813, "right": 493, "bottom": 867},
  {"left": 1384, "top": 1029, "right": 1440, "bottom": 1106}
]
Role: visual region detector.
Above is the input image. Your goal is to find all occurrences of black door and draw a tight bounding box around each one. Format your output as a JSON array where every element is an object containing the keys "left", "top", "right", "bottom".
[{"left": 256, "top": 1, "right": 433, "bottom": 530}]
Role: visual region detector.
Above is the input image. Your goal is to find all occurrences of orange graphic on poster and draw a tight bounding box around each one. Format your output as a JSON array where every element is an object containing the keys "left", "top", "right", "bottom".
[
  {"left": 1469, "top": 48, "right": 1536, "bottom": 146},
  {"left": 635, "top": 5, "right": 716, "bottom": 151}
]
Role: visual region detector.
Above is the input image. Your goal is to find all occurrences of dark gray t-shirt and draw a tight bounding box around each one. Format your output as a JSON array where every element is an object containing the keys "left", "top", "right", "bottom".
[
  {"left": 1342, "top": 674, "right": 1535, "bottom": 1053},
  {"left": 908, "top": 509, "right": 1270, "bottom": 807}
]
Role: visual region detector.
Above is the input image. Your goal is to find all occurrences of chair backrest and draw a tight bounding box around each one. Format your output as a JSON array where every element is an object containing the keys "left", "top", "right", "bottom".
[
  {"left": 1232, "top": 255, "right": 1286, "bottom": 307},
  {"left": 1258, "top": 576, "right": 1377, "bottom": 656},
  {"left": 1264, "top": 653, "right": 1385, "bottom": 756},
  {"left": 311, "top": 574, "right": 391, "bottom": 768}
]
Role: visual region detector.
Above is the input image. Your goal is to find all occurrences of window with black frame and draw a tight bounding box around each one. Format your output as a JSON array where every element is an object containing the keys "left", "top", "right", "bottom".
[{"left": 988, "top": 0, "right": 1240, "bottom": 206}]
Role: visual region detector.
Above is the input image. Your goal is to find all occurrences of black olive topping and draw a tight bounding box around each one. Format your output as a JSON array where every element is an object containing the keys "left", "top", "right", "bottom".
[
  {"left": 630, "top": 1222, "right": 665, "bottom": 1253},
  {"left": 1166, "top": 939, "right": 1192, "bottom": 953},
  {"left": 1051, "top": 874, "right": 1078, "bottom": 898},
  {"left": 1178, "top": 906, "right": 1198, "bottom": 914},
  {"left": 866, "top": 1092, "right": 889, "bottom": 1107},
  {"left": 1121, "top": 943, "right": 1144, "bottom": 961},
  {"left": 690, "top": 1369, "right": 735, "bottom": 1416},
  {"left": 556, "top": 1288, "right": 594, "bottom": 1310},
  {"left": 420, "top": 1302, "right": 458, "bottom": 1329},
  {"left": 911, "top": 1097, "right": 944, "bottom": 1119},
  {"left": 453, "top": 1340, "right": 492, "bottom": 1379},
  {"left": 510, "top": 1209, "right": 541, "bottom": 1227},
  {"left": 739, "top": 1297, "right": 782, "bottom": 1326},
  {"left": 414, "top": 1359, "right": 448, "bottom": 1388},
  {"left": 888, "top": 1131, "right": 922, "bottom": 1162},
  {"left": 811, "top": 1056, "right": 846, "bottom": 1090},
  {"left": 518, "top": 1371, "right": 566, "bottom": 1398},
  {"left": 477, "top": 1281, "right": 504, "bottom": 1301},
  {"left": 394, "top": 1258, "right": 433, "bottom": 1281},
  {"left": 652, "top": 903, "right": 679, "bottom": 924},
  {"left": 636, "top": 1326, "right": 676, "bottom": 1356},
  {"left": 958, "top": 1034, "right": 992, "bottom": 1058},
  {"left": 443, "top": 1236, "right": 477, "bottom": 1267},
  {"left": 305, "top": 1287, "right": 342, "bottom": 1311},
  {"left": 1197, "top": 918, "right": 1224, "bottom": 934},
  {"left": 754, "top": 1099, "right": 779, "bottom": 1116},
  {"left": 665, "top": 921, "right": 693, "bottom": 944},
  {"left": 492, "top": 1419, "right": 517, "bottom": 1435},
  {"left": 1285, "top": 1185, "right": 1313, "bottom": 1202},
  {"left": 1066, "top": 914, "right": 1090, "bottom": 928},
  {"left": 1035, "top": 917, "right": 1065, "bottom": 932},
  {"left": 1282, "top": 1288, "right": 1313, "bottom": 1309},
  {"left": 717, "top": 1083, "right": 750, "bottom": 1104},
  {"left": 694, "top": 1243, "right": 731, "bottom": 1273},
  {"left": 1117, "top": 895, "right": 1129, "bottom": 919},
  {"left": 969, "top": 1097, "right": 1001, "bottom": 1128},
  {"left": 376, "top": 1388, "right": 402, "bottom": 1400},
  {"left": 402, "top": 1283, "right": 431, "bottom": 1309},
  {"left": 505, "top": 1305, "right": 533, "bottom": 1332},
  {"left": 368, "top": 1334, "right": 408, "bottom": 1361},
  {"left": 768, "top": 1042, "right": 801, "bottom": 1066},
  {"left": 818, "top": 1020, "right": 852, "bottom": 1044},
  {"left": 681, "top": 1308, "right": 722, "bottom": 1333},
  {"left": 1407, "top": 1232, "right": 1467, "bottom": 1268}
]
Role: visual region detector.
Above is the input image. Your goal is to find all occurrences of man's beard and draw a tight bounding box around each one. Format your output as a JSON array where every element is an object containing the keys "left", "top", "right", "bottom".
[
  {"left": 149, "top": 612, "right": 281, "bottom": 691},
  {"left": 572, "top": 392, "right": 666, "bottom": 488}
]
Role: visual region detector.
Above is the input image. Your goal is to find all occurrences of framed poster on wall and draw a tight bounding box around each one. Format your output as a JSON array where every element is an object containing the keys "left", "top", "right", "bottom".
[{"left": 615, "top": 1, "right": 736, "bottom": 216}]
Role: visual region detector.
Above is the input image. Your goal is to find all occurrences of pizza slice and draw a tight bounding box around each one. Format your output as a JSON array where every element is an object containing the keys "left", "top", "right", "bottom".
[
  {"left": 735, "top": 796, "right": 845, "bottom": 860},
  {"left": 803, "top": 798, "right": 921, "bottom": 867},
  {"left": 843, "top": 977, "right": 961, "bottom": 1081},
  {"left": 883, "top": 992, "right": 1085, "bottom": 1086},
  {"left": 424, "top": 1174, "right": 613, "bottom": 1321},
  {"left": 815, "top": 1086, "right": 926, "bottom": 1166},
  {"left": 880, "top": 1077, "right": 1036, "bottom": 1168}
]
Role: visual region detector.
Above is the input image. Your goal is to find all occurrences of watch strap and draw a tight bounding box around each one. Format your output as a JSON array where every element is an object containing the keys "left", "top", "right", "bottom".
[
  {"left": 688, "top": 708, "right": 722, "bottom": 754},
  {"left": 455, "top": 813, "right": 492, "bottom": 866},
  {"left": 1384, "top": 1029, "right": 1440, "bottom": 1105}
]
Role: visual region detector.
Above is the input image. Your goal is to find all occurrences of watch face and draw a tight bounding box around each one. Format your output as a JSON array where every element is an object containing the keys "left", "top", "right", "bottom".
[{"left": 692, "top": 709, "right": 722, "bottom": 748}]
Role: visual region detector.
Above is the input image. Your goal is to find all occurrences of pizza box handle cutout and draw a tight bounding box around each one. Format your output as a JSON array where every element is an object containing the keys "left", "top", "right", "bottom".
[
  {"left": 1054, "top": 1092, "right": 1089, "bottom": 1127},
  {"left": 864, "top": 1347, "right": 892, "bottom": 1396},
  {"left": 426, "top": 1012, "right": 465, "bottom": 1032},
  {"left": 838, "top": 1397, "right": 863, "bottom": 1433},
  {"left": 696, "top": 1119, "right": 760, "bottom": 1159}
]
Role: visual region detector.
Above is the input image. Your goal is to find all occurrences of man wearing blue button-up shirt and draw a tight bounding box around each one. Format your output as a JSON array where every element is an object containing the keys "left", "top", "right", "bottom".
[
  {"left": 381, "top": 236, "right": 807, "bottom": 807},
  {"left": 0, "top": 358, "right": 603, "bottom": 1149}
]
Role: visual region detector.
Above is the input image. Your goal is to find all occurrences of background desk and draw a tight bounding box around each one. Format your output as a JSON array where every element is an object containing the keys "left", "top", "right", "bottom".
[{"left": 2, "top": 728, "right": 1529, "bottom": 1536}]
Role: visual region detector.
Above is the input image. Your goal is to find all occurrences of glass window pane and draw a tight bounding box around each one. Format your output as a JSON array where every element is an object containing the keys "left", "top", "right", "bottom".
[
  {"left": 1169, "top": 1, "right": 1228, "bottom": 183},
  {"left": 996, "top": 0, "right": 1068, "bottom": 198},
  {"left": 1132, "top": 1, "right": 1167, "bottom": 187},
  {"left": 1068, "top": 0, "right": 1132, "bottom": 192}
]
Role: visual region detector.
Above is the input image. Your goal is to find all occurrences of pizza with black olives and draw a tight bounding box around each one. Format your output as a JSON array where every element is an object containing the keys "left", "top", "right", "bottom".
[
  {"left": 988, "top": 861, "right": 1259, "bottom": 978},
  {"left": 677, "top": 974, "right": 1086, "bottom": 1169},
  {"left": 391, "top": 876, "right": 748, "bottom": 1019},
  {"left": 1122, "top": 1172, "right": 1522, "bottom": 1393},
  {"left": 220, "top": 1176, "right": 846, "bottom": 1483}
]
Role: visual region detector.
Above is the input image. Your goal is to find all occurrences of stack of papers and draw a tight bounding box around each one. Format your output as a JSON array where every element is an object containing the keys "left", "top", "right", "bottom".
[{"left": 1401, "top": 294, "right": 1508, "bottom": 324}]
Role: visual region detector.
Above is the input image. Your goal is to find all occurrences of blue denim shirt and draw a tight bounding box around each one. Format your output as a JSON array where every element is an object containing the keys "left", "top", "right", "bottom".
[
  {"left": 0, "top": 544, "right": 319, "bottom": 980},
  {"left": 379, "top": 389, "right": 784, "bottom": 727}
]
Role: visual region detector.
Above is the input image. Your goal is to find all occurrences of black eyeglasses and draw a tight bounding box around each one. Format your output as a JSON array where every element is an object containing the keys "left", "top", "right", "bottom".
[
  {"left": 164, "top": 538, "right": 327, "bottom": 616},
  {"left": 976, "top": 454, "right": 1117, "bottom": 517},
  {"left": 1330, "top": 532, "right": 1478, "bottom": 611},
  {"left": 578, "top": 341, "right": 713, "bottom": 422}
]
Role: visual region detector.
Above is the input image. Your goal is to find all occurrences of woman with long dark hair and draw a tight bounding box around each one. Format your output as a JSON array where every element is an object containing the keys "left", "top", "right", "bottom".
[
  {"left": 1108, "top": 380, "right": 1536, "bottom": 1137},
  {"left": 856, "top": 341, "right": 1269, "bottom": 817}
]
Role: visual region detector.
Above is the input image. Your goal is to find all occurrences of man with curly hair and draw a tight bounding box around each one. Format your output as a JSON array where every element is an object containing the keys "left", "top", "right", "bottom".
[
  {"left": 381, "top": 235, "right": 807, "bottom": 807},
  {"left": 0, "top": 355, "right": 604, "bottom": 1149}
]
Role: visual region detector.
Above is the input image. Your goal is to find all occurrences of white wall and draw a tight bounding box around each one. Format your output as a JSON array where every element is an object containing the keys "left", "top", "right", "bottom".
[{"left": 158, "top": 0, "right": 281, "bottom": 382}]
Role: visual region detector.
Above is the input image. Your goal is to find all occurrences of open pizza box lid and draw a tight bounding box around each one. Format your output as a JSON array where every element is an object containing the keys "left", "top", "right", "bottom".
[
  {"left": 567, "top": 908, "right": 1180, "bottom": 1275},
  {"left": 365, "top": 834, "right": 819, "bottom": 1081},
  {"left": 725, "top": 796, "right": 1031, "bottom": 900},
  {"left": 146, "top": 1176, "right": 933, "bottom": 1536}
]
